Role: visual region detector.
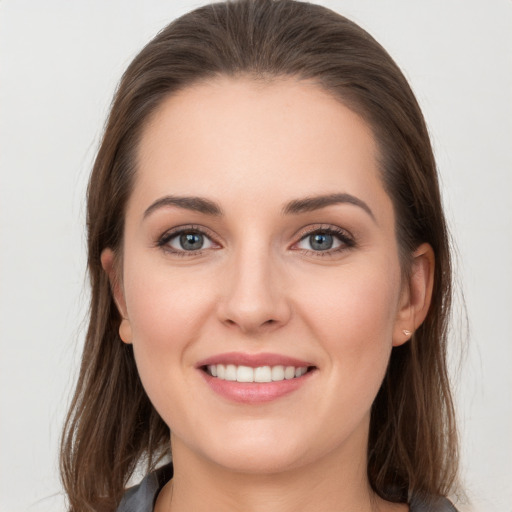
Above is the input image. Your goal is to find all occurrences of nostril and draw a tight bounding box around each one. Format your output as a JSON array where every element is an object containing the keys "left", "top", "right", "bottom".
[{"left": 222, "top": 317, "right": 279, "bottom": 331}]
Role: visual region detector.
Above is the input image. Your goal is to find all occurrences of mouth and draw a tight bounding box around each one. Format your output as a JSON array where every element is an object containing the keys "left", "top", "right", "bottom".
[
  {"left": 197, "top": 352, "right": 317, "bottom": 403},
  {"left": 202, "top": 364, "right": 314, "bottom": 382}
]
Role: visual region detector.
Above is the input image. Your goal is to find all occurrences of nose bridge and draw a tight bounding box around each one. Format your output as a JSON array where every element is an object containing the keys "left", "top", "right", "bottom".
[{"left": 219, "top": 236, "right": 290, "bottom": 332}]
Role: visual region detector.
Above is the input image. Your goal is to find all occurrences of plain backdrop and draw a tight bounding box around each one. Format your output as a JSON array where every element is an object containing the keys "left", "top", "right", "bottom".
[{"left": 0, "top": 1, "right": 511, "bottom": 511}]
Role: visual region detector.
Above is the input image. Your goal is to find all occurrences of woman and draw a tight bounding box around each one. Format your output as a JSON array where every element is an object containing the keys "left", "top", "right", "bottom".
[{"left": 60, "top": 1, "right": 460, "bottom": 510}]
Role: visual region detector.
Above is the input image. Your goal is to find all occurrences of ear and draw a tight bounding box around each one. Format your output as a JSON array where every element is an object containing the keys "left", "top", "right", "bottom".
[
  {"left": 101, "top": 248, "right": 133, "bottom": 344},
  {"left": 393, "top": 243, "right": 435, "bottom": 347}
]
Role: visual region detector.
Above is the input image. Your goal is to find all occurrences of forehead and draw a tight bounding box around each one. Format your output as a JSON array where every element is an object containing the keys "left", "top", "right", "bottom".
[{"left": 133, "top": 76, "right": 389, "bottom": 218}]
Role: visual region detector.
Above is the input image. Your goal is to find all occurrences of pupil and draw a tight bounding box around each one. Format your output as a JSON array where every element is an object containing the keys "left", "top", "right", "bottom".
[
  {"left": 310, "top": 233, "right": 333, "bottom": 251},
  {"left": 180, "top": 232, "right": 203, "bottom": 250}
]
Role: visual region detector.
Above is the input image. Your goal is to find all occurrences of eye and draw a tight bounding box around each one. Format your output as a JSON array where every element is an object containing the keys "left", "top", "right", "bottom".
[
  {"left": 158, "top": 228, "right": 217, "bottom": 253},
  {"left": 294, "top": 227, "right": 354, "bottom": 253}
]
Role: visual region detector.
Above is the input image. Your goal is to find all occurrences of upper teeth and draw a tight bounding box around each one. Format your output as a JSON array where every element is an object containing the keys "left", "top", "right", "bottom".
[{"left": 207, "top": 364, "right": 308, "bottom": 383}]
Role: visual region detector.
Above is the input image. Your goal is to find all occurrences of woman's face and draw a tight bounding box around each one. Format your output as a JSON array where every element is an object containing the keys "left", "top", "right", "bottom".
[{"left": 105, "top": 77, "right": 422, "bottom": 474}]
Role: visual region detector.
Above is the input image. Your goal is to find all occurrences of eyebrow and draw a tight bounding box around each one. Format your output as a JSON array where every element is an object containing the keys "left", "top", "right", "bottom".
[
  {"left": 282, "top": 193, "right": 375, "bottom": 221},
  {"left": 143, "top": 192, "right": 375, "bottom": 222},
  {"left": 143, "top": 195, "right": 223, "bottom": 218}
]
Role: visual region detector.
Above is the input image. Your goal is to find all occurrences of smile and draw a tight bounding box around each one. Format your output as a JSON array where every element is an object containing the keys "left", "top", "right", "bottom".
[
  {"left": 198, "top": 353, "right": 316, "bottom": 403},
  {"left": 205, "top": 364, "right": 309, "bottom": 382}
]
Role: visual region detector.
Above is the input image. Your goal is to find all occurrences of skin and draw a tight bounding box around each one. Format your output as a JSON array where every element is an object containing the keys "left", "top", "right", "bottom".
[{"left": 102, "top": 77, "right": 434, "bottom": 512}]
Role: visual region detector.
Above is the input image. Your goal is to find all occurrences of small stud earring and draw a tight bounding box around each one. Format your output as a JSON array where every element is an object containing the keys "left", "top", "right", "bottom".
[{"left": 402, "top": 329, "right": 412, "bottom": 336}]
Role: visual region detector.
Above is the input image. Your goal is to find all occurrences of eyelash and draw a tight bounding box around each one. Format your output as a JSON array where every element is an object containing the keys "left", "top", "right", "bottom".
[
  {"left": 156, "top": 224, "right": 355, "bottom": 257},
  {"left": 292, "top": 225, "right": 356, "bottom": 256},
  {"left": 156, "top": 225, "right": 219, "bottom": 257}
]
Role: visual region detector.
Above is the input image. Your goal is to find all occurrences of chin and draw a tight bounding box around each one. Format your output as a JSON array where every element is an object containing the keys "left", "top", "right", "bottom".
[
  {"left": 209, "top": 444, "right": 308, "bottom": 475},
  {"left": 175, "top": 421, "right": 314, "bottom": 475}
]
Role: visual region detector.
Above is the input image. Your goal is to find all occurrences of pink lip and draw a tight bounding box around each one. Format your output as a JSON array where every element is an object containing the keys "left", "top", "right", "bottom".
[
  {"left": 196, "top": 352, "right": 313, "bottom": 368},
  {"left": 196, "top": 352, "right": 316, "bottom": 404},
  {"left": 200, "top": 370, "right": 315, "bottom": 404}
]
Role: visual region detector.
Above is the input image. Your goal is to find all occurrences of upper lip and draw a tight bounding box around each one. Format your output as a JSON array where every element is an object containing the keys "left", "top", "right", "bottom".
[{"left": 196, "top": 352, "right": 314, "bottom": 368}]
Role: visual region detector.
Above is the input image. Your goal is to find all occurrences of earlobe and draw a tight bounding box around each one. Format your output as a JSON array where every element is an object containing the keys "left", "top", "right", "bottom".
[
  {"left": 100, "top": 248, "right": 133, "bottom": 344},
  {"left": 118, "top": 318, "right": 133, "bottom": 344},
  {"left": 393, "top": 243, "right": 435, "bottom": 347}
]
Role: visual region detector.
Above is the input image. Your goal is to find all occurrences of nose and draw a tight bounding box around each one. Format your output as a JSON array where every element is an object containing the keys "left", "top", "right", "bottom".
[{"left": 217, "top": 246, "right": 292, "bottom": 335}]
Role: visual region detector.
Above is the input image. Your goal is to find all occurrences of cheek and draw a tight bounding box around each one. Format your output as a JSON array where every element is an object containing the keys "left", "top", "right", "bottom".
[
  {"left": 124, "top": 261, "right": 211, "bottom": 345},
  {"left": 295, "top": 260, "right": 401, "bottom": 396},
  {"left": 121, "top": 262, "right": 216, "bottom": 430},
  {"left": 121, "top": 258, "right": 215, "bottom": 394},
  {"left": 299, "top": 261, "right": 400, "bottom": 340}
]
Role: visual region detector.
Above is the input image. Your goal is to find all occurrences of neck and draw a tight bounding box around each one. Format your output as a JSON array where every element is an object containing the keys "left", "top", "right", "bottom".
[{"left": 157, "top": 425, "right": 396, "bottom": 512}]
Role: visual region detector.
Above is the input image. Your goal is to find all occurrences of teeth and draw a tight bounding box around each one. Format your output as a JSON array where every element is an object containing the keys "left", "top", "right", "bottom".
[
  {"left": 236, "top": 365, "right": 254, "bottom": 382},
  {"left": 295, "top": 367, "right": 307, "bottom": 378},
  {"left": 225, "top": 364, "right": 237, "bottom": 381},
  {"left": 284, "top": 366, "right": 295, "bottom": 379},
  {"left": 206, "top": 364, "right": 309, "bottom": 382},
  {"left": 254, "top": 366, "right": 271, "bottom": 382},
  {"left": 271, "top": 365, "right": 284, "bottom": 381}
]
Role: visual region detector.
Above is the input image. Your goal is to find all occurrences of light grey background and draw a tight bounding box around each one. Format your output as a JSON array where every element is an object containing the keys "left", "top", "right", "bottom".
[{"left": 1, "top": 1, "right": 511, "bottom": 511}]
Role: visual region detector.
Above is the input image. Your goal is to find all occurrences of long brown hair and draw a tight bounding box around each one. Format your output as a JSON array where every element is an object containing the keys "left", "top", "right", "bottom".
[{"left": 60, "top": 1, "right": 459, "bottom": 510}]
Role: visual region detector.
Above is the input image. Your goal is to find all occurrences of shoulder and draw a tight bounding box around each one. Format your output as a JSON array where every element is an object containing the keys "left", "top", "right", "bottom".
[
  {"left": 116, "top": 463, "right": 174, "bottom": 512},
  {"left": 409, "top": 494, "right": 458, "bottom": 512}
]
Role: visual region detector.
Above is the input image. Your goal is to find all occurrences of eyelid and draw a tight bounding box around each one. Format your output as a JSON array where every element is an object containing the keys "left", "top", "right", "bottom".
[
  {"left": 156, "top": 224, "right": 221, "bottom": 253},
  {"left": 290, "top": 224, "right": 355, "bottom": 253},
  {"left": 155, "top": 223, "right": 354, "bottom": 256}
]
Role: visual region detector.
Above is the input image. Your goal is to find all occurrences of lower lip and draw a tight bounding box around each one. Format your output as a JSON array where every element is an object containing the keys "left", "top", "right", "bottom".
[{"left": 200, "top": 369, "right": 315, "bottom": 404}]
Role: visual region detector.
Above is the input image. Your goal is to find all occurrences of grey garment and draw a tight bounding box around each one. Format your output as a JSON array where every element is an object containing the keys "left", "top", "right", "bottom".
[
  {"left": 116, "top": 463, "right": 458, "bottom": 512},
  {"left": 117, "top": 464, "right": 173, "bottom": 512},
  {"left": 409, "top": 494, "right": 458, "bottom": 512}
]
